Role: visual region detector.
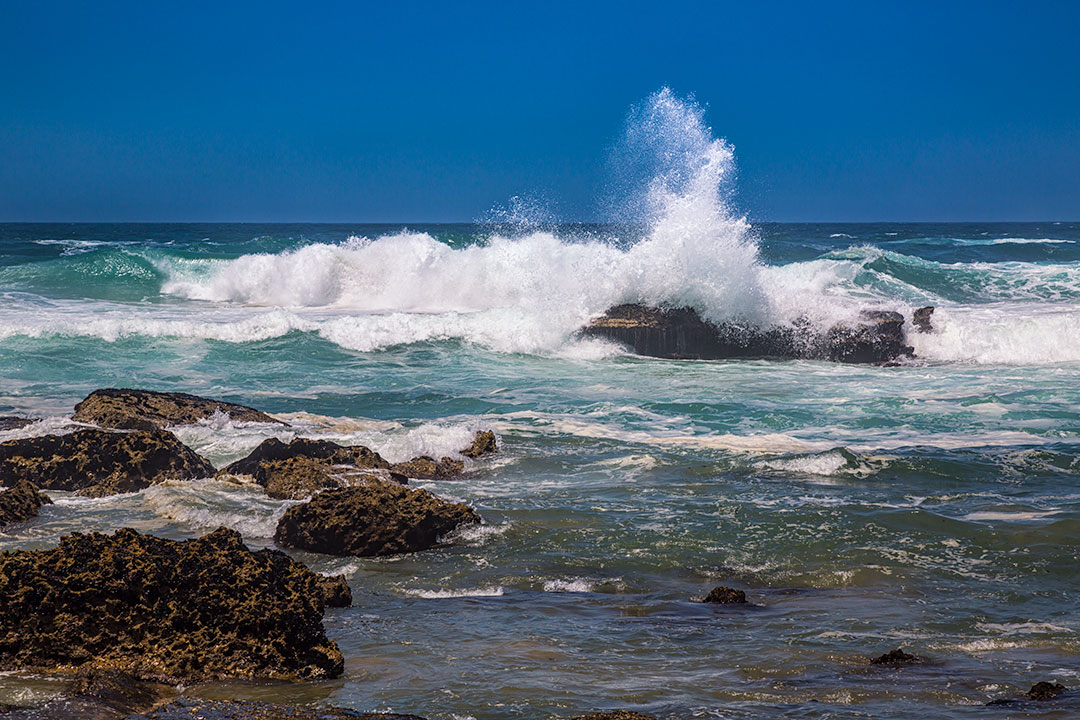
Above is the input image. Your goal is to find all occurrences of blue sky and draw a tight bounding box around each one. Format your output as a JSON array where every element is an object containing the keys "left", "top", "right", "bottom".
[{"left": 1, "top": 1, "right": 1078, "bottom": 222}]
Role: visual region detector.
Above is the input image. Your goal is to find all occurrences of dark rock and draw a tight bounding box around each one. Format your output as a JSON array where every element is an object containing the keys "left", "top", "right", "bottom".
[
  {"left": 570, "top": 713, "right": 657, "bottom": 720},
  {"left": 128, "top": 697, "right": 428, "bottom": 720},
  {"left": 72, "top": 388, "right": 284, "bottom": 431},
  {"left": 0, "top": 417, "right": 34, "bottom": 432},
  {"left": 702, "top": 586, "right": 747, "bottom": 604},
  {"left": 1027, "top": 681, "right": 1067, "bottom": 701},
  {"left": 69, "top": 667, "right": 173, "bottom": 715},
  {"left": 0, "top": 526, "right": 343, "bottom": 683},
  {"left": 912, "top": 306, "right": 935, "bottom": 333},
  {"left": 0, "top": 429, "right": 214, "bottom": 497},
  {"left": 221, "top": 438, "right": 394, "bottom": 500},
  {"left": 0, "top": 479, "right": 51, "bottom": 527},
  {"left": 275, "top": 480, "right": 481, "bottom": 557},
  {"left": 390, "top": 455, "right": 464, "bottom": 480},
  {"left": 580, "top": 304, "right": 915, "bottom": 364},
  {"left": 870, "top": 648, "right": 922, "bottom": 666},
  {"left": 316, "top": 573, "right": 352, "bottom": 608},
  {"left": 461, "top": 430, "right": 498, "bottom": 458}
]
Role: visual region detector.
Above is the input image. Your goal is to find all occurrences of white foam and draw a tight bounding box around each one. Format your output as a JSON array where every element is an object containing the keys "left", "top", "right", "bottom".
[
  {"left": 402, "top": 586, "right": 504, "bottom": 599},
  {"left": 542, "top": 578, "right": 596, "bottom": 593}
]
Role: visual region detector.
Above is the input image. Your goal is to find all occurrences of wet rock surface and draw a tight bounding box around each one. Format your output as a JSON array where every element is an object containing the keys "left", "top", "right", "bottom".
[
  {"left": 316, "top": 573, "right": 353, "bottom": 608},
  {"left": 73, "top": 388, "right": 284, "bottom": 431},
  {"left": 461, "top": 430, "right": 498, "bottom": 458},
  {"left": 870, "top": 648, "right": 923, "bottom": 666},
  {"left": 221, "top": 438, "right": 395, "bottom": 499},
  {"left": 702, "top": 586, "right": 747, "bottom": 604},
  {"left": 0, "top": 479, "right": 51, "bottom": 527},
  {"left": 0, "top": 526, "right": 343, "bottom": 683},
  {"left": 275, "top": 480, "right": 481, "bottom": 557},
  {"left": 0, "top": 428, "right": 215, "bottom": 497},
  {"left": 128, "top": 697, "right": 428, "bottom": 720},
  {"left": 581, "top": 304, "right": 916, "bottom": 364},
  {"left": 1027, "top": 681, "right": 1067, "bottom": 701},
  {"left": 390, "top": 455, "right": 463, "bottom": 480},
  {"left": 0, "top": 417, "right": 34, "bottom": 432},
  {"left": 570, "top": 713, "right": 657, "bottom": 720}
]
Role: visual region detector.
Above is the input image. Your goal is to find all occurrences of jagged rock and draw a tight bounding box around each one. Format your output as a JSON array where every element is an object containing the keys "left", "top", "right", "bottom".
[
  {"left": 461, "top": 430, "right": 498, "bottom": 458},
  {"left": 1027, "top": 681, "right": 1067, "bottom": 701},
  {"left": 220, "top": 438, "right": 395, "bottom": 499},
  {"left": 0, "top": 479, "right": 51, "bottom": 527},
  {"left": 275, "top": 480, "right": 481, "bottom": 557},
  {"left": 72, "top": 388, "right": 284, "bottom": 431},
  {"left": 571, "top": 713, "right": 657, "bottom": 720},
  {"left": 870, "top": 648, "right": 923, "bottom": 666},
  {"left": 0, "top": 527, "right": 343, "bottom": 683},
  {"left": 912, "top": 306, "right": 935, "bottom": 333},
  {"left": 316, "top": 573, "right": 352, "bottom": 608},
  {"left": 581, "top": 304, "right": 916, "bottom": 364},
  {"left": 390, "top": 455, "right": 464, "bottom": 480},
  {"left": 0, "top": 429, "right": 214, "bottom": 497},
  {"left": 0, "top": 417, "right": 34, "bottom": 432},
  {"left": 128, "top": 697, "right": 428, "bottom": 720},
  {"left": 702, "top": 586, "right": 747, "bottom": 604}
]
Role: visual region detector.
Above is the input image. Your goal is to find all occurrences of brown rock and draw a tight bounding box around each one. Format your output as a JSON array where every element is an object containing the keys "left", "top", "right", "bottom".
[
  {"left": 0, "top": 526, "right": 343, "bottom": 683},
  {"left": 390, "top": 455, "right": 464, "bottom": 480},
  {"left": 316, "top": 573, "right": 352, "bottom": 608},
  {"left": 0, "top": 417, "right": 35, "bottom": 432},
  {"left": 1027, "top": 681, "right": 1067, "bottom": 701},
  {"left": 0, "top": 479, "right": 51, "bottom": 527},
  {"left": 702, "top": 586, "right": 747, "bottom": 604},
  {"left": 128, "top": 697, "right": 428, "bottom": 719},
  {"left": 460, "top": 430, "right": 498, "bottom": 458},
  {"left": 275, "top": 480, "right": 481, "bottom": 557},
  {"left": 72, "top": 388, "right": 284, "bottom": 431},
  {"left": 0, "top": 428, "right": 214, "bottom": 497},
  {"left": 221, "top": 438, "right": 395, "bottom": 499}
]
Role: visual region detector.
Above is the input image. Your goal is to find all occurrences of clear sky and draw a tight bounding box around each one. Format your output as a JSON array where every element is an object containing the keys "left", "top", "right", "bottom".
[{"left": 2, "top": 1, "right": 1078, "bottom": 222}]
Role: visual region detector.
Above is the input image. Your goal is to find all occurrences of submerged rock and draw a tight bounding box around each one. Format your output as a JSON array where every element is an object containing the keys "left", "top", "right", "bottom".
[
  {"left": 0, "top": 417, "right": 34, "bottom": 432},
  {"left": 221, "top": 438, "right": 395, "bottom": 499},
  {"left": 870, "top": 648, "right": 923, "bottom": 666},
  {"left": 1027, "top": 681, "right": 1067, "bottom": 701},
  {"left": 702, "top": 586, "right": 747, "bottom": 604},
  {"left": 128, "top": 697, "right": 428, "bottom": 720},
  {"left": 571, "top": 713, "right": 657, "bottom": 720},
  {"left": 0, "top": 428, "right": 214, "bottom": 497},
  {"left": 0, "top": 479, "right": 51, "bottom": 527},
  {"left": 0, "top": 526, "right": 343, "bottom": 683},
  {"left": 72, "top": 388, "right": 284, "bottom": 431},
  {"left": 275, "top": 480, "right": 481, "bottom": 557},
  {"left": 316, "top": 573, "right": 353, "bottom": 608},
  {"left": 581, "top": 304, "right": 917, "bottom": 364}
]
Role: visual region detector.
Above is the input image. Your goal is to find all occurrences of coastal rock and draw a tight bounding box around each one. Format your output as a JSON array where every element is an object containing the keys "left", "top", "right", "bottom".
[
  {"left": 461, "top": 430, "right": 498, "bottom": 458},
  {"left": 128, "top": 697, "right": 428, "bottom": 720},
  {"left": 570, "top": 713, "right": 657, "bottom": 720},
  {"left": 68, "top": 667, "right": 174, "bottom": 715},
  {"left": 0, "top": 428, "right": 214, "bottom": 496},
  {"left": 220, "top": 438, "right": 395, "bottom": 499},
  {"left": 274, "top": 480, "right": 481, "bottom": 557},
  {"left": 0, "top": 417, "right": 34, "bottom": 432},
  {"left": 912, "top": 305, "right": 935, "bottom": 333},
  {"left": 0, "top": 526, "right": 344, "bottom": 683},
  {"left": 72, "top": 388, "right": 284, "bottom": 431},
  {"left": 1027, "top": 681, "right": 1067, "bottom": 701},
  {"left": 390, "top": 455, "right": 464, "bottom": 480},
  {"left": 870, "top": 648, "right": 923, "bottom": 666},
  {"left": 316, "top": 573, "right": 353, "bottom": 608},
  {"left": 702, "top": 586, "right": 747, "bottom": 604},
  {"left": 0, "top": 479, "right": 52, "bottom": 527},
  {"left": 580, "top": 304, "right": 916, "bottom": 364}
]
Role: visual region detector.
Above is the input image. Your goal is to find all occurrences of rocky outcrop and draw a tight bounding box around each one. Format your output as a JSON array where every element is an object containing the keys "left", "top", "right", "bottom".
[
  {"left": 0, "top": 417, "right": 34, "bottom": 432},
  {"left": 72, "top": 388, "right": 284, "bottom": 431},
  {"left": 0, "top": 479, "right": 51, "bottom": 527},
  {"left": 912, "top": 305, "right": 935, "bottom": 333},
  {"left": 275, "top": 480, "right": 481, "bottom": 557},
  {"left": 128, "top": 698, "right": 429, "bottom": 720},
  {"left": 870, "top": 648, "right": 923, "bottom": 666},
  {"left": 571, "top": 713, "right": 657, "bottom": 720},
  {"left": 316, "top": 573, "right": 353, "bottom": 608},
  {"left": 1027, "top": 681, "right": 1067, "bottom": 701},
  {"left": 0, "top": 429, "right": 214, "bottom": 497},
  {"left": 390, "top": 430, "right": 499, "bottom": 480},
  {"left": 581, "top": 304, "right": 919, "bottom": 364},
  {"left": 461, "top": 430, "right": 498, "bottom": 459},
  {"left": 220, "top": 438, "right": 396, "bottom": 499},
  {"left": 0, "top": 527, "right": 343, "bottom": 683},
  {"left": 702, "top": 586, "right": 747, "bottom": 604}
]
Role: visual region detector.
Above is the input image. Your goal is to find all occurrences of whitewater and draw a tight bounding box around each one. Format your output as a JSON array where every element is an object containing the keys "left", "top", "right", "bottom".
[{"left": 2, "top": 90, "right": 1079, "bottom": 718}]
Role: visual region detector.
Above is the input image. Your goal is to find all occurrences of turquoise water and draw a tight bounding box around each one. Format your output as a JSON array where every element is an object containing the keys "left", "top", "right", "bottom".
[{"left": 1, "top": 219, "right": 1079, "bottom": 718}]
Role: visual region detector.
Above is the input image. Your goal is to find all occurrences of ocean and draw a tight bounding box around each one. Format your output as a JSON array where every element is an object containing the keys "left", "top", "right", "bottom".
[{"left": 1, "top": 93, "right": 1078, "bottom": 719}]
